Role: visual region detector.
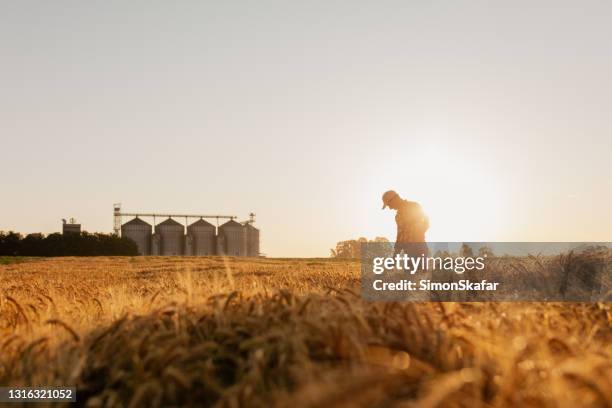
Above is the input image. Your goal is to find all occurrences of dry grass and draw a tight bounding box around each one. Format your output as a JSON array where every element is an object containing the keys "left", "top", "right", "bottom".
[{"left": 0, "top": 256, "right": 610, "bottom": 407}]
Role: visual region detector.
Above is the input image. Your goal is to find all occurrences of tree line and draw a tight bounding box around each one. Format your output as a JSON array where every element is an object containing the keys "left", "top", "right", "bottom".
[
  {"left": 0, "top": 231, "right": 138, "bottom": 256},
  {"left": 330, "top": 239, "right": 496, "bottom": 259},
  {"left": 330, "top": 237, "right": 391, "bottom": 258}
]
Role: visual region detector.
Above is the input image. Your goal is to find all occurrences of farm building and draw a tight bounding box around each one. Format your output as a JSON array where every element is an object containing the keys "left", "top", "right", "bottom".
[
  {"left": 121, "top": 218, "right": 152, "bottom": 255},
  {"left": 62, "top": 218, "right": 81, "bottom": 235},
  {"left": 218, "top": 220, "right": 247, "bottom": 257},
  {"left": 156, "top": 218, "right": 184, "bottom": 255},
  {"left": 115, "top": 206, "right": 259, "bottom": 257},
  {"left": 245, "top": 224, "right": 260, "bottom": 257},
  {"left": 187, "top": 219, "right": 216, "bottom": 256}
]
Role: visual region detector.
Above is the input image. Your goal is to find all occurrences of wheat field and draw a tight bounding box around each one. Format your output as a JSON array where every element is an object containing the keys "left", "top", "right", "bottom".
[{"left": 0, "top": 256, "right": 610, "bottom": 407}]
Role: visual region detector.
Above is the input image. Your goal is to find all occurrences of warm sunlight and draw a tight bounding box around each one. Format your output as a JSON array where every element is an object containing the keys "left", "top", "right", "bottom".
[
  {"left": 373, "top": 143, "right": 505, "bottom": 242},
  {"left": 420, "top": 148, "right": 503, "bottom": 241},
  {"left": 2, "top": 3, "right": 610, "bottom": 406}
]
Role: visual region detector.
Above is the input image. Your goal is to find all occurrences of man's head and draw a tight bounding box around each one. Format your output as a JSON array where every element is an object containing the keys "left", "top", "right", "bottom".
[{"left": 382, "top": 190, "right": 401, "bottom": 210}]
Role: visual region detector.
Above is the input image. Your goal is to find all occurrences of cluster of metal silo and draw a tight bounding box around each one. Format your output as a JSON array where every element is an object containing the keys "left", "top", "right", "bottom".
[
  {"left": 245, "top": 224, "right": 260, "bottom": 257},
  {"left": 187, "top": 219, "right": 216, "bottom": 255},
  {"left": 156, "top": 218, "right": 184, "bottom": 255},
  {"left": 121, "top": 217, "right": 259, "bottom": 256},
  {"left": 217, "top": 220, "right": 247, "bottom": 256},
  {"left": 121, "top": 217, "right": 152, "bottom": 255}
]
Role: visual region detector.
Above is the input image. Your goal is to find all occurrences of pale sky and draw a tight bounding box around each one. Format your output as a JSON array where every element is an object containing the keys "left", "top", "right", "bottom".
[{"left": 1, "top": 1, "right": 610, "bottom": 257}]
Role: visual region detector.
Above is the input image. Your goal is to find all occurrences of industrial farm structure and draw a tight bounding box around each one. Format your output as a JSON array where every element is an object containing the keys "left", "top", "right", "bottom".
[
  {"left": 114, "top": 204, "right": 259, "bottom": 257},
  {"left": 61, "top": 218, "right": 81, "bottom": 235}
]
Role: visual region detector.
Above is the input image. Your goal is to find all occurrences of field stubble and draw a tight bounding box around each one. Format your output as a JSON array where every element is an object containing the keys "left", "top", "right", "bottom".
[{"left": 0, "top": 256, "right": 610, "bottom": 407}]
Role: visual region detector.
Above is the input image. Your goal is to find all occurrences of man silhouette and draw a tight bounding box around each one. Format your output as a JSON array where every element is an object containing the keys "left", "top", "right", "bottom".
[{"left": 382, "top": 190, "right": 429, "bottom": 257}]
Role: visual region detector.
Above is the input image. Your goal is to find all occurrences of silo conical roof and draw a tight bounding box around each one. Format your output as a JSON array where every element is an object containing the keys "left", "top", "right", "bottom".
[
  {"left": 219, "top": 219, "right": 243, "bottom": 228},
  {"left": 123, "top": 217, "right": 151, "bottom": 227},
  {"left": 157, "top": 218, "right": 183, "bottom": 227},
  {"left": 188, "top": 219, "right": 215, "bottom": 228}
]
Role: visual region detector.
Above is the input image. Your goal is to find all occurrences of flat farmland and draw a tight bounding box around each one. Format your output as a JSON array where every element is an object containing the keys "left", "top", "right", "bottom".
[{"left": 1, "top": 257, "right": 610, "bottom": 407}]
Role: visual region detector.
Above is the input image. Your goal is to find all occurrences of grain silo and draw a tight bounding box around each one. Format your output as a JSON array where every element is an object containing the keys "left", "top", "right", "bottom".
[
  {"left": 151, "top": 233, "right": 161, "bottom": 255},
  {"left": 245, "top": 224, "right": 260, "bottom": 257},
  {"left": 218, "top": 220, "right": 247, "bottom": 256},
  {"left": 187, "top": 219, "right": 216, "bottom": 256},
  {"left": 184, "top": 234, "right": 194, "bottom": 256},
  {"left": 121, "top": 217, "right": 152, "bottom": 255},
  {"left": 156, "top": 218, "right": 184, "bottom": 255}
]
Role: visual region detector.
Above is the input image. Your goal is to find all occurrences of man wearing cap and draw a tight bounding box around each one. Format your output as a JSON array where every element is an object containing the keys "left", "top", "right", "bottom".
[{"left": 382, "top": 190, "right": 429, "bottom": 256}]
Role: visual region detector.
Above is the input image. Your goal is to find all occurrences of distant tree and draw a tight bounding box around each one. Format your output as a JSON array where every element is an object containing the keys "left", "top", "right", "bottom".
[
  {"left": 44, "top": 233, "right": 66, "bottom": 256},
  {"left": 0, "top": 231, "right": 138, "bottom": 257},
  {"left": 579, "top": 245, "right": 609, "bottom": 256},
  {"left": 0, "top": 232, "right": 22, "bottom": 256},
  {"left": 331, "top": 238, "right": 364, "bottom": 259},
  {"left": 460, "top": 243, "right": 474, "bottom": 257},
  {"left": 330, "top": 237, "right": 390, "bottom": 259},
  {"left": 433, "top": 250, "right": 452, "bottom": 258},
  {"left": 478, "top": 245, "right": 494, "bottom": 258},
  {"left": 21, "top": 233, "right": 45, "bottom": 256}
]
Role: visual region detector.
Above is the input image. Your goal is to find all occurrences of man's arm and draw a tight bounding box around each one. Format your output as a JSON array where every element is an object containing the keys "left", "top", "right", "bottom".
[{"left": 394, "top": 210, "right": 406, "bottom": 255}]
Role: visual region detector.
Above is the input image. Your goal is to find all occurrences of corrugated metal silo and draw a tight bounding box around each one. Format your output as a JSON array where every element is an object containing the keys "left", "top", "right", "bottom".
[
  {"left": 218, "top": 220, "right": 247, "bottom": 256},
  {"left": 216, "top": 234, "right": 225, "bottom": 255},
  {"left": 156, "top": 218, "right": 184, "bottom": 255},
  {"left": 121, "top": 217, "right": 152, "bottom": 255},
  {"left": 187, "top": 219, "right": 216, "bottom": 256},
  {"left": 246, "top": 224, "right": 259, "bottom": 257},
  {"left": 184, "top": 234, "right": 194, "bottom": 256},
  {"left": 151, "top": 233, "right": 161, "bottom": 255}
]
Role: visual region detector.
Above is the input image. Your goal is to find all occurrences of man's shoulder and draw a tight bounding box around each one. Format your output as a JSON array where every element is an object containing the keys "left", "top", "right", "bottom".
[
  {"left": 396, "top": 201, "right": 420, "bottom": 223},
  {"left": 398, "top": 200, "right": 421, "bottom": 211}
]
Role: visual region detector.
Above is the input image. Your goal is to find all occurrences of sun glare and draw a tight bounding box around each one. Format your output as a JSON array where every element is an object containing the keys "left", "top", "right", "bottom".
[
  {"left": 377, "top": 145, "right": 504, "bottom": 242},
  {"left": 421, "top": 149, "right": 502, "bottom": 242}
]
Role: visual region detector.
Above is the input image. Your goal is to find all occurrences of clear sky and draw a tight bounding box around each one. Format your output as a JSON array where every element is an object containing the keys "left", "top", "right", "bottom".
[{"left": 1, "top": 1, "right": 610, "bottom": 257}]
